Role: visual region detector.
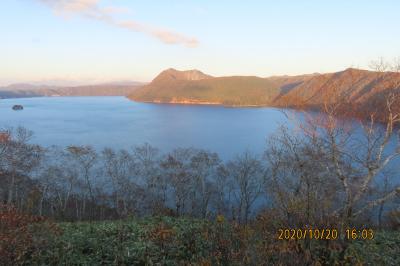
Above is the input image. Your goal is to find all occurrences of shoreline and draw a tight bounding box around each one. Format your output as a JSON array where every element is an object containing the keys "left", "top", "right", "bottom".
[{"left": 129, "top": 98, "right": 272, "bottom": 108}]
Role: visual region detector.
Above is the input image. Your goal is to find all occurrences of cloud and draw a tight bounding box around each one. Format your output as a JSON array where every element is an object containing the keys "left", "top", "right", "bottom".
[
  {"left": 39, "top": 0, "right": 97, "bottom": 13},
  {"left": 36, "top": 0, "right": 199, "bottom": 47}
]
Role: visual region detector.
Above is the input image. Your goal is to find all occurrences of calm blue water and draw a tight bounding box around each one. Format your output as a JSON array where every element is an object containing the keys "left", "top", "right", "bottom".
[{"left": 0, "top": 96, "right": 291, "bottom": 159}]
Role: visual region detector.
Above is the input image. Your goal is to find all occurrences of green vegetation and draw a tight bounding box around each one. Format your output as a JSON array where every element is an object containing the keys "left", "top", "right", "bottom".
[
  {"left": 4, "top": 215, "right": 400, "bottom": 265},
  {"left": 131, "top": 76, "right": 282, "bottom": 106}
]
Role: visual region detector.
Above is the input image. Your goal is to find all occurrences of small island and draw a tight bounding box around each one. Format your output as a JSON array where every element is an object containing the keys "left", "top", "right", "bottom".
[{"left": 12, "top": 105, "right": 24, "bottom": 111}]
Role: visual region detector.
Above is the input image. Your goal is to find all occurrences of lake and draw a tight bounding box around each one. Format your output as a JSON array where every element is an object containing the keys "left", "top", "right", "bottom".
[{"left": 0, "top": 96, "right": 292, "bottom": 159}]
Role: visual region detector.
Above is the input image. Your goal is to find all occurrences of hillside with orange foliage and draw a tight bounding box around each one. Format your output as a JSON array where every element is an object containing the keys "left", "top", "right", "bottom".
[{"left": 129, "top": 68, "right": 400, "bottom": 121}]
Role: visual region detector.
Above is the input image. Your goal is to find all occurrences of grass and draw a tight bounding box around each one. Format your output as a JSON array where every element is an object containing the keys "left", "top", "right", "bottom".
[{"left": 9, "top": 216, "right": 400, "bottom": 265}]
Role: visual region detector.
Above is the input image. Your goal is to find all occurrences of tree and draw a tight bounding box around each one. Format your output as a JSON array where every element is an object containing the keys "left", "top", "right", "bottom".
[
  {"left": 0, "top": 127, "right": 42, "bottom": 208},
  {"left": 188, "top": 150, "right": 221, "bottom": 218},
  {"left": 132, "top": 143, "right": 163, "bottom": 215},
  {"left": 65, "top": 145, "right": 98, "bottom": 220},
  {"left": 213, "top": 163, "right": 233, "bottom": 218},
  {"left": 265, "top": 126, "right": 341, "bottom": 227},
  {"left": 39, "top": 146, "right": 85, "bottom": 220},
  {"left": 271, "top": 68, "right": 400, "bottom": 229},
  {"left": 161, "top": 148, "right": 194, "bottom": 216},
  {"left": 102, "top": 147, "right": 145, "bottom": 217},
  {"left": 227, "top": 151, "right": 265, "bottom": 224}
]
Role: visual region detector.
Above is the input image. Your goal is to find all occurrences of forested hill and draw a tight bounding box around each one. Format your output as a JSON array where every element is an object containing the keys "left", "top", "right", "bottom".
[
  {"left": 128, "top": 68, "right": 400, "bottom": 119},
  {"left": 128, "top": 68, "right": 287, "bottom": 106},
  {"left": 0, "top": 82, "right": 143, "bottom": 99}
]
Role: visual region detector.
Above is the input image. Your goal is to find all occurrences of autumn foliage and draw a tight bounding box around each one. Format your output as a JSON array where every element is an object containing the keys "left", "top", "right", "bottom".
[{"left": 0, "top": 204, "right": 60, "bottom": 265}]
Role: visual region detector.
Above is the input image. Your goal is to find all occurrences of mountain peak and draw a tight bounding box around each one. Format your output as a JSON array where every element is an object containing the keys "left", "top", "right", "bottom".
[
  {"left": 153, "top": 68, "right": 213, "bottom": 83},
  {"left": 341, "top": 67, "right": 370, "bottom": 74}
]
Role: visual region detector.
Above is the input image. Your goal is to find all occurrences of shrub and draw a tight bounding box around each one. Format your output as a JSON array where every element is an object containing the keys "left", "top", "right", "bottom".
[{"left": 0, "top": 204, "right": 60, "bottom": 265}]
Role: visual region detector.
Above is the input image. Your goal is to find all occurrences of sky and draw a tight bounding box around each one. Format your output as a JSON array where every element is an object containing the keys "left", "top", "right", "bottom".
[{"left": 1, "top": 0, "right": 400, "bottom": 86}]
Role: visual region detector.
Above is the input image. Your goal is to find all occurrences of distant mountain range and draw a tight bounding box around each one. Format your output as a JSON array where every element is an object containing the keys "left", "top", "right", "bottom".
[
  {"left": 0, "top": 82, "right": 144, "bottom": 99},
  {"left": 128, "top": 68, "right": 400, "bottom": 121}
]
